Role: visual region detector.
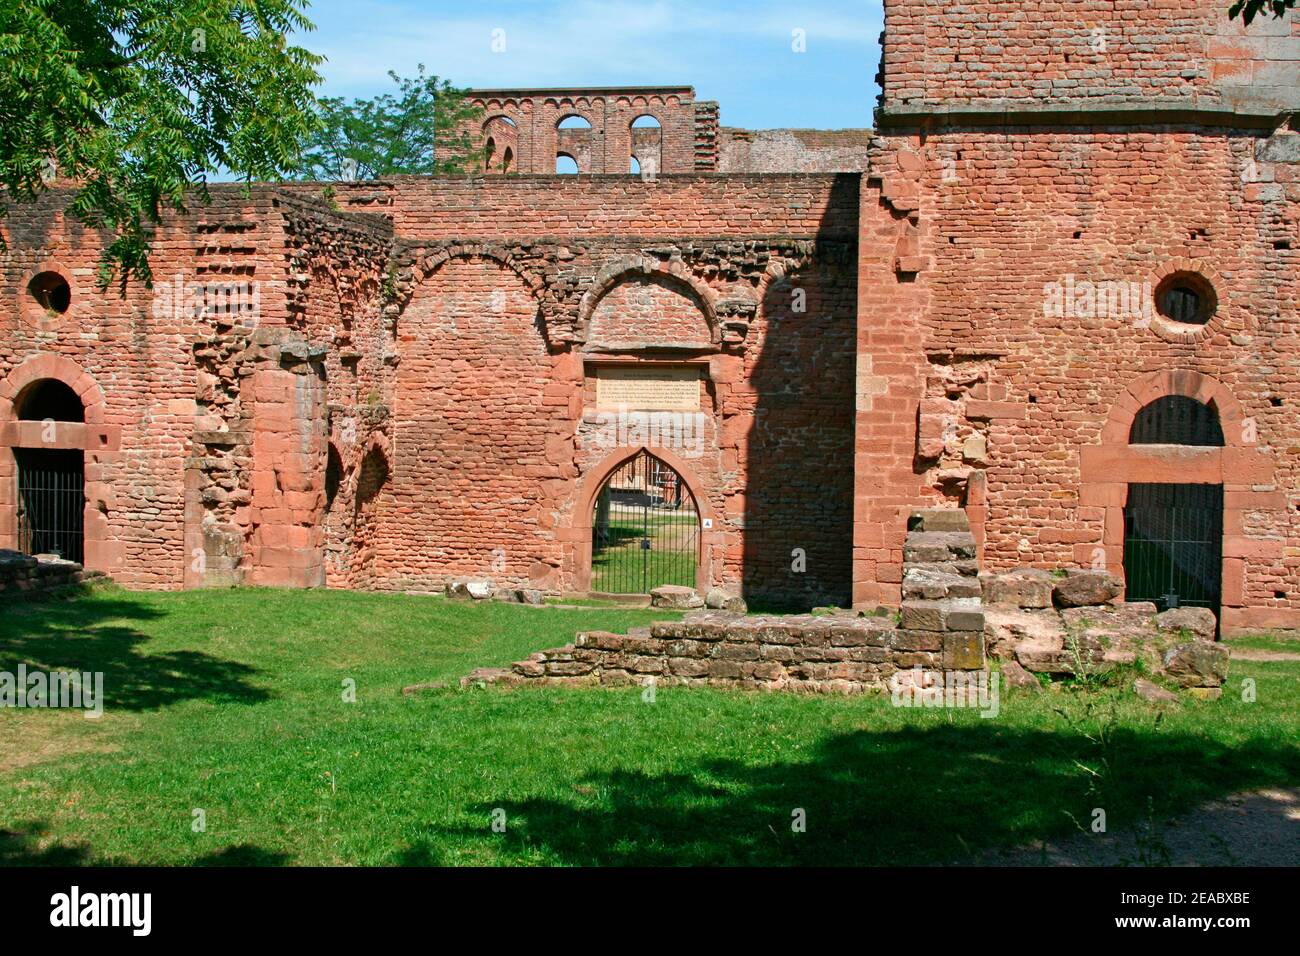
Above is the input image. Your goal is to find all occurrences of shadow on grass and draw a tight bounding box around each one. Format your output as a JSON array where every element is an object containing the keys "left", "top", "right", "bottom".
[
  {"left": 431, "top": 723, "right": 1300, "bottom": 866},
  {"left": 0, "top": 594, "right": 269, "bottom": 711},
  {"left": 0, "top": 820, "right": 292, "bottom": 866}
]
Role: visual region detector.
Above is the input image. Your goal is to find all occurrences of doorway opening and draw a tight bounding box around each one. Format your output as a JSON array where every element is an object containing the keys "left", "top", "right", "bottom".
[
  {"left": 1122, "top": 482, "right": 1223, "bottom": 617},
  {"left": 15, "top": 447, "right": 85, "bottom": 563},
  {"left": 590, "top": 449, "right": 699, "bottom": 594}
]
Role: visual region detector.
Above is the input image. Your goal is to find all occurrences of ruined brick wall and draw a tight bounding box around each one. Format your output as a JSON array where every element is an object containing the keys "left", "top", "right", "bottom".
[
  {"left": 718, "top": 129, "right": 873, "bottom": 172},
  {"left": 0, "top": 187, "right": 294, "bottom": 589},
  {"left": 464, "top": 87, "right": 698, "bottom": 174},
  {"left": 879, "top": 0, "right": 1300, "bottom": 117},
  {"left": 872, "top": 0, "right": 1300, "bottom": 633},
  {"left": 324, "top": 174, "right": 864, "bottom": 603},
  {"left": 370, "top": 257, "right": 570, "bottom": 592},
  {"left": 329, "top": 174, "right": 858, "bottom": 239},
  {"left": 1, "top": 185, "right": 396, "bottom": 591}
]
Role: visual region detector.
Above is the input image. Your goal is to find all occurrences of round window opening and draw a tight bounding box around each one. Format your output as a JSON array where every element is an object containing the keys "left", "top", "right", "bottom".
[
  {"left": 28, "top": 271, "right": 71, "bottom": 314},
  {"left": 1154, "top": 271, "right": 1216, "bottom": 327}
]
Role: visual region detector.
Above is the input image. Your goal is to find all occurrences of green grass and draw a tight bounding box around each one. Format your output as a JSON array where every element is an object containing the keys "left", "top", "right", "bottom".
[
  {"left": 591, "top": 512, "right": 698, "bottom": 592},
  {"left": 1, "top": 586, "right": 1297, "bottom": 866}
]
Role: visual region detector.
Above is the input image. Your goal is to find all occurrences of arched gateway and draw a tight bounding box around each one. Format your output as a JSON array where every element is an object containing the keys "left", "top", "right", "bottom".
[
  {"left": 12, "top": 378, "right": 87, "bottom": 563},
  {"left": 590, "top": 449, "right": 700, "bottom": 594}
]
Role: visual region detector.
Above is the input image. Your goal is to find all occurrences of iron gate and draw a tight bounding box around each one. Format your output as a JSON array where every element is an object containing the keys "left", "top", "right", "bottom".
[
  {"left": 15, "top": 448, "right": 85, "bottom": 564},
  {"left": 1123, "top": 482, "right": 1222, "bottom": 616},
  {"left": 591, "top": 450, "right": 699, "bottom": 593}
]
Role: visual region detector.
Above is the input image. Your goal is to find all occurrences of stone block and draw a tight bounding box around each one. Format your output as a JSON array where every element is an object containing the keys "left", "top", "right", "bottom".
[
  {"left": 984, "top": 568, "right": 1054, "bottom": 608},
  {"left": 1052, "top": 569, "right": 1122, "bottom": 608}
]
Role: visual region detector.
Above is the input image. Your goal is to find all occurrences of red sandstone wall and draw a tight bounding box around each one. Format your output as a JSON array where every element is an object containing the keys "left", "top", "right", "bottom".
[
  {"left": 371, "top": 257, "right": 572, "bottom": 592},
  {"left": 0, "top": 188, "right": 291, "bottom": 588},
  {"left": 465, "top": 88, "right": 698, "bottom": 174},
  {"left": 880, "top": 0, "right": 1300, "bottom": 115},
  {"left": 718, "top": 129, "right": 873, "bottom": 173},
  {"left": 330, "top": 174, "right": 861, "bottom": 241},
  {"left": 867, "top": 0, "right": 1300, "bottom": 632},
  {"left": 870, "top": 118, "right": 1299, "bottom": 631},
  {"left": 330, "top": 174, "right": 864, "bottom": 604}
]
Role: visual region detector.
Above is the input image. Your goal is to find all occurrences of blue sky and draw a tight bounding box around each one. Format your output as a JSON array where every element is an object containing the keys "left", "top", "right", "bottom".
[{"left": 296, "top": 0, "right": 884, "bottom": 130}]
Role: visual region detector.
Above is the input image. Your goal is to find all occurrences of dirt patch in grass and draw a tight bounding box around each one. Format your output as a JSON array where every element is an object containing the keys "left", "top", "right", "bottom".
[
  {"left": 973, "top": 787, "right": 1300, "bottom": 866},
  {"left": 0, "top": 713, "right": 122, "bottom": 774}
]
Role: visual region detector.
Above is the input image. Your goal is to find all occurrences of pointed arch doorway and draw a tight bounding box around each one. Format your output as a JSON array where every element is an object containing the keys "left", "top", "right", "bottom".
[{"left": 590, "top": 449, "right": 700, "bottom": 594}]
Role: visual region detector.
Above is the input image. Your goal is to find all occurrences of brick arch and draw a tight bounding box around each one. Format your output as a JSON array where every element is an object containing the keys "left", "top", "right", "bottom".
[
  {"left": 401, "top": 245, "right": 565, "bottom": 344},
  {"left": 570, "top": 445, "right": 717, "bottom": 593},
  {"left": 0, "top": 356, "right": 118, "bottom": 573},
  {"left": 0, "top": 355, "right": 107, "bottom": 425},
  {"left": 1080, "top": 368, "right": 1277, "bottom": 632},
  {"left": 577, "top": 256, "right": 719, "bottom": 345},
  {"left": 1101, "top": 368, "right": 1247, "bottom": 447}
]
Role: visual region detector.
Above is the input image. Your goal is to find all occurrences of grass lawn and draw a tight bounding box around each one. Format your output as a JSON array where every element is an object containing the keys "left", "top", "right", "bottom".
[
  {"left": 591, "top": 512, "right": 698, "bottom": 592},
  {"left": 1, "top": 586, "right": 1297, "bottom": 866}
]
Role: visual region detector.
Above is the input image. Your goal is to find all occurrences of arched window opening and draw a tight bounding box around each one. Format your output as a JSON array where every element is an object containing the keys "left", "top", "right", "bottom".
[
  {"left": 355, "top": 447, "right": 389, "bottom": 511},
  {"left": 630, "top": 155, "right": 641, "bottom": 175},
  {"left": 1129, "top": 395, "right": 1224, "bottom": 446},
  {"left": 15, "top": 379, "right": 85, "bottom": 423},
  {"left": 556, "top": 153, "right": 579, "bottom": 175},
  {"left": 557, "top": 114, "right": 592, "bottom": 129},
  {"left": 630, "top": 115, "right": 662, "bottom": 179},
  {"left": 482, "top": 116, "right": 518, "bottom": 173}
]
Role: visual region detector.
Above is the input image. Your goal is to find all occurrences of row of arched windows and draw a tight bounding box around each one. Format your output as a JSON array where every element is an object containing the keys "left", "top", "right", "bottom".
[{"left": 480, "top": 113, "right": 662, "bottom": 175}]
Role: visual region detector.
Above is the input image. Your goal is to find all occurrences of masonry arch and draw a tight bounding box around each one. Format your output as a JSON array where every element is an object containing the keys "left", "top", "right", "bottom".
[
  {"left": 630, "top": 114, "right": 662, "bottom": 177},
  {"left": 578, "top": 257, "right": 719, "bottom": 349},
  {"left": 482, "top": 115, "right": 518, "bottom": 173},
  {"left": 349, "top": 441, "right": 390, "bottom": 589},
  {"left": 0, "top": 357, "right": 116, "bottom": 569},
  {"left": 1082, "top": 369, "right": 1275, "bottom": 630},
  {"left": 400, "top": 245, "right": 559, "bottom": 344},
  {"left": 572, "top": 445, "right": 716, "bottom": 593}
]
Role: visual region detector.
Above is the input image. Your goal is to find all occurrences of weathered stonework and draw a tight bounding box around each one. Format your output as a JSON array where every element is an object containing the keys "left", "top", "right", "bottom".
[
  {"left": 0, "top": 549, "right": 106, "bottom": 598},
  {"left": 2, "top": 2, "right": 1298, "bottom": 635}
]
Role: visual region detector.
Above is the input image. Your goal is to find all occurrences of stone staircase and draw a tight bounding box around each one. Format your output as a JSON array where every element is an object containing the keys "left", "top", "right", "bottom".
[{"left": 898, "top": 509, "right": 985, "bottom": 671}]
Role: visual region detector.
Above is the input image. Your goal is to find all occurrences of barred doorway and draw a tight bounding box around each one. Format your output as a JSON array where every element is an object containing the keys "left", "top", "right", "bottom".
[
  {"left": 1123, "top": 483, "right": 1222, "bottom": 616},
  {"left": 590, "top": 450, "right": 699, "bottom": 594},
  {"left": 15, "top": 447, "right": 85, "bottom": 564},
  {"left": 1122, "top": 392, "right": 1226, "bottom": 621}
]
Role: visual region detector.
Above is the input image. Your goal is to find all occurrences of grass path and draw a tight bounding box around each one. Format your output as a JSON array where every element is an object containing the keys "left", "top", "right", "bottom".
[{"left": 1, "top": 587, "right": 1297, "bottom": 866}]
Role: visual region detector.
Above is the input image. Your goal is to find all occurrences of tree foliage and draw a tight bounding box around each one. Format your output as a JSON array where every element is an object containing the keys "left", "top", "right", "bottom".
[
  {"left": 1229, "top": 0, "right": 1296, "bottom": 24},
  {"left": 291, "top": 65, "right": 483, "bottom": 181},
  {"left": 0, "top": 0, "right": 324, "bottom": 288}
]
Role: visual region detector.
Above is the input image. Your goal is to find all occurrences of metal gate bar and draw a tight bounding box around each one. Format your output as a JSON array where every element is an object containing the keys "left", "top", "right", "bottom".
[
  {"left": 15, "top": 449, "right": 85, "bottom": 564},
  {"left": 591, "top": 450, "right": 699, "bottom": 594},
  {"left": 1123, "top": 483, "right": 1222, "bottom": 615}
]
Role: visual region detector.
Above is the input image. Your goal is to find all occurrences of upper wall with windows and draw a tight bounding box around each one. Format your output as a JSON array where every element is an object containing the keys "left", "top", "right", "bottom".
[
  {"left": 462, "top": 86, "right": 873, "bottom": 175},
  {"left": 463, "top": 87, "right": 710, "bottom": 174}
]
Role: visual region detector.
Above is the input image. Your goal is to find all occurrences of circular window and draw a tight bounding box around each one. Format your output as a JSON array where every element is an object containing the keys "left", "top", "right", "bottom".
[
  {"left": 1154, "top": 271, "right": 1216, "bottom": 326},
  {"left": 28, "top": 271, "right": 71, "bottom": 314}
]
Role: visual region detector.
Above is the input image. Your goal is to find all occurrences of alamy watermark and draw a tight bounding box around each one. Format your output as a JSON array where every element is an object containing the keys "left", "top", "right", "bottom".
[
  {"left": 1043, "top": 274, "right": 1156, "bottom": 326},
  {"left": 591, "top": 408, "right": 707, "bottom": 454},
  {"left": 0, "top": 665, "right": 104, "bottom": 718},
  {"left": 152, "top": 273, "right": 262, "bottom": 325},
  {"left": 889, "top": 666, "right": 1000, "bottom": 718}
]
